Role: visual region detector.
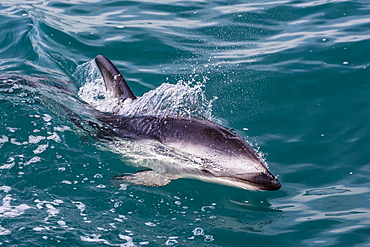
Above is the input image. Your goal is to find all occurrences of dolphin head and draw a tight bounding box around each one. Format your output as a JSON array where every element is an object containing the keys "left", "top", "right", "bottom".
[
  {"left": 189, "top": 152, "right": 281, "bottom": 191},
  {"left": 198, "top": 164, "right": 281, "bottom": 191},
  {"left": 161, "top": 118, "right": 281, "bottom": 191}
]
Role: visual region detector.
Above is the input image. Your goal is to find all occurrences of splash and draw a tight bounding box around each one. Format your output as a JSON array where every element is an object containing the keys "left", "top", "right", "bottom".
[{"left": 73, "top": 59, "right": 214, "bottom": 120}]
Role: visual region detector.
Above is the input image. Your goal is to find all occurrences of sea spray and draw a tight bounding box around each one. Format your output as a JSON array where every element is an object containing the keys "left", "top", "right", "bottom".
[{"left": 73, "top": 59, "right": 215, "bottom": 120}]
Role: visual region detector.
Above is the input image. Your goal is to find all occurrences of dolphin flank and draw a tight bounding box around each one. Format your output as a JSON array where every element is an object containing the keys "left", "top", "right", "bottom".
[{"left": 91, "top": 55, "right": 281, "bottom": 191}]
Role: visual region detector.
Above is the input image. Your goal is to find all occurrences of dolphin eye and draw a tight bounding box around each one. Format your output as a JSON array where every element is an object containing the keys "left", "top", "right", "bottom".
[{"left": 201, "top": 169, "right": 213, "bottom": 176}]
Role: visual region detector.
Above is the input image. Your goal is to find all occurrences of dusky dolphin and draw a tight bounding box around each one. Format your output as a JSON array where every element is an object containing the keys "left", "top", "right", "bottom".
[{"left": 92, "top": 55, "right": 281, "bottom": 191}]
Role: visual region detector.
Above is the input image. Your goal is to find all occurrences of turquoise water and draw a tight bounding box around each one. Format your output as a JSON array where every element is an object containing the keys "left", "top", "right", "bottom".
[{"left": 0, "top": 0, "right": 369, "bottom": 246}]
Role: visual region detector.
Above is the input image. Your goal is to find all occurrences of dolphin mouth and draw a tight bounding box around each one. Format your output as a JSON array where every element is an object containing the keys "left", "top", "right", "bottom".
[
  {"left": 221, "top": 172, "right": 281, "bottom": 191},
  {"left": 200, "top": 169, "right": 281, "bottom": 191}
]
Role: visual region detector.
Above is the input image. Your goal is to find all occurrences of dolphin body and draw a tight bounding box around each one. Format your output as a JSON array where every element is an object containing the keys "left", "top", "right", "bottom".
[{"left": 92, "top": 55, "right": 281, "bottom": 191}]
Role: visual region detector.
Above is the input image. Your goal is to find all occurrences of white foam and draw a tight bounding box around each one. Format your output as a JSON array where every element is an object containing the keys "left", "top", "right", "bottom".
[
  {"left": 80, "top": 234, "right": 135, "bottom": 246},
  {"left": 0, "top": 225, "right": 11, "bottom": 235},
  {"left": 0, "top": 135, "right": 8, "bottom": 144},
  {"left": 34, "top": 199, "right": 63, "bottom": 221},
  {"left": 0, "top": 156, "right": 24, "bottom": 170},
  {"left": 33, "top": 226, "right": 51, "bottom": 231},
  {"left": 192, "top": 227, "right": 204, "bottom": 236},
  {"left": 42, "top": 114, "right": 52, "bottom": 122},
  {"left": 24, "top": 156, "right": 41, "bottom": 166},
  {"left": 0, "top": 186, "right": 11, "bottom": 193},
  {"left": 57, "top": 220, "right": 67, "bottom": 227},
  {"left": 33, "top": 143, "right": 49, "bottom": 154},
  {"left": 6, "top": 127, "right": 18, "bottom": 133},
  {"left": 54, "top": 126, "right": 71, "bottom": 132},
  {"left": 0, "top": 162, "right": 15, "bottom": 170},
  {"left": 0, "top": 195, "right": 31, "bottom": 218},
  {"left": 165, "top": 237, "right": 178, "bottom": 245},
  {"left": 47, "top": 132, "right": 61, "bottom": 143},
  {"left": 80, "top": 234, "right": 111, "bottom": 245},
  {"left": 28, "top": 135, "right": 46, "bottom": 144},
  {"left": 45, "top": 204, "right": 59, "bottom": 218},
  {"left": 10, "top": 138, "right": 27, "bottom": 146},
  {"left": 72, "top": 201, "right": 86, "bottom": 215},
  {"left": 118, "top": 235, "right": 135, "bottom": 246}
]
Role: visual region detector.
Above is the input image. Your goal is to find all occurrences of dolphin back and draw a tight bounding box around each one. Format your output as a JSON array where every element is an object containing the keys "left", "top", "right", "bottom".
[{"left": 95, "top": 55, "right": 136, "bottom": 101}]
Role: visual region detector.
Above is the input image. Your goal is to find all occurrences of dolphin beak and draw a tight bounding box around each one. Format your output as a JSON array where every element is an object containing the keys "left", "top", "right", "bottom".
[
  {"left": 234, "top": 172, "right": 281, "bottom": 191},
  {"left": 251, "top": 173, "right": 281, "bottom": 191}
]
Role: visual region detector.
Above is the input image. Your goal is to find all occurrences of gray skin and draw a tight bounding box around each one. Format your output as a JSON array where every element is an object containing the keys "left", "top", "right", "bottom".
[{"left": 94, "top": 55, "right": 281, "bottom": 191}]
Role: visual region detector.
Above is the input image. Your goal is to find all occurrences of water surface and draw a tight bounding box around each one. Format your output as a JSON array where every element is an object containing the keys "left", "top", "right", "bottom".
[{"left": 0, "top": 0, "right": 369, "bottom": 246}]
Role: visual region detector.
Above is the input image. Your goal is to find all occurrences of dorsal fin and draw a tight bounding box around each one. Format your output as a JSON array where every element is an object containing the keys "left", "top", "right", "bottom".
[{"left": 94, "top": 55, "right": 136, "bottom": 101}]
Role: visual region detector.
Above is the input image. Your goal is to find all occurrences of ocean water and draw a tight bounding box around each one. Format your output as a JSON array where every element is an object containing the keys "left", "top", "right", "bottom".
[{"left": 0, "top": 0, "right": 369, "bottom": 246}]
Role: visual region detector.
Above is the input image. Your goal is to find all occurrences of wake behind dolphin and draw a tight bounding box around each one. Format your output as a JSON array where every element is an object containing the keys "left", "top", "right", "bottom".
[{"left": 80, "top": 55, "right": 281, "bottom": 191}]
